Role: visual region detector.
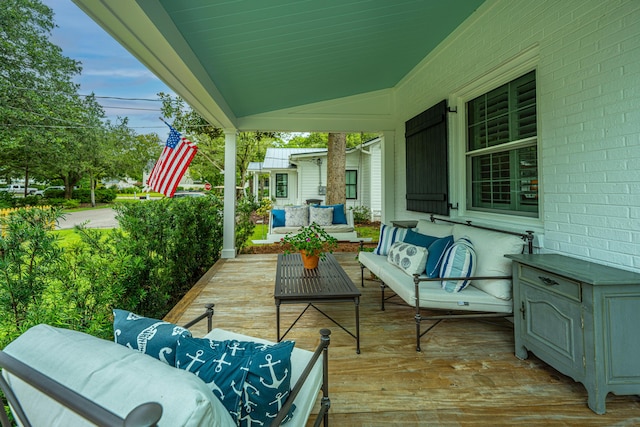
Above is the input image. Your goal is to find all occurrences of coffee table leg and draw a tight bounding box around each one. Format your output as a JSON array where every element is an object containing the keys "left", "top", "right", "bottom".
[
  {"left": 355, "top": 296, "right": 360, "bottom": 354},
  {"left": 276, "top": 300, "right": 281, "bottom": 342}
]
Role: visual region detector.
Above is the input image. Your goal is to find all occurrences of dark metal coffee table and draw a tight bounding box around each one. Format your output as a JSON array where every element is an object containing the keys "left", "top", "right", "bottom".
[{"left": 275, "top": 252, "right": 361, "bottom": 353}]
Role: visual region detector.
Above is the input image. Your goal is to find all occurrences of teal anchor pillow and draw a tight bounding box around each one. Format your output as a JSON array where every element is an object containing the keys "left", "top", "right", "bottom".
[
  {"left": 176, "top": 337, "right": 297, "bottom": 426},
  {"left": 113, "top": 309, "right": 191, "bottom": 366}
]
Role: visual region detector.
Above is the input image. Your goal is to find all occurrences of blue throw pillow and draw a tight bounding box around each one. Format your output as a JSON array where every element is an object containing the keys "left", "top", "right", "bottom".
[
  {"left": 272, "top": 209, "right": 286, "bottom": 228},
  {"left": 373, "top": 224, "right": 408, "bottom": 256},
  {"left": 318, "top": 204, "right": 347, "bottom": 224},
  {"left": 403, "top": 229, "right": 438, "bottom": 248},
  {"left": 176, "top": 337, "right": 297, "bottom": 426},
  {"left": 440, "top": 236, "right": 476, "bottom": 292},
  {"left": 425, "top": 235, "right": 454, "bottom": 277},
  {"left": 113, "top": 309, "right": 191, "bottom": 366},
  {"left": 175, "top": 337, "right": 251, "bottom": 424}
]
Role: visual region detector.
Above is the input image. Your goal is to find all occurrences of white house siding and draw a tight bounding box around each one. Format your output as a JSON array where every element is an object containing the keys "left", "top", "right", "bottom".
[
  {"left": 270, "top": 169, "right": 298, "bottom": 207},
  {"left": 369, "top": 143, "right": 382, "bottom": 221},
  {"left": 390, "top": 0, "right": 640, "bottom": 271}
]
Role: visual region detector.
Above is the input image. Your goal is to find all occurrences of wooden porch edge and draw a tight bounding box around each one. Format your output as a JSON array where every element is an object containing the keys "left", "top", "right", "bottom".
[{"left": 163, "top": 258, "right": 228, "bottom": 324}]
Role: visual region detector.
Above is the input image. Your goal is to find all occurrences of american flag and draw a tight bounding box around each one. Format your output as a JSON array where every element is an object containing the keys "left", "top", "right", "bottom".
[{"left": 147, "top": 124, "right": 198, "bottom": 197}]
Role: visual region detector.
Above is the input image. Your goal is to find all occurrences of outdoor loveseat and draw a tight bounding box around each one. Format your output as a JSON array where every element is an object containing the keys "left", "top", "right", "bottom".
[
  {"left": 261, "top": 204, "right": 359, "bottom": 243},
  {"left": 0, "top": 305, "right": 331, "bottom": 427},
  {"left": 359, "top": 215, "right": 533, "bottom": 351}
]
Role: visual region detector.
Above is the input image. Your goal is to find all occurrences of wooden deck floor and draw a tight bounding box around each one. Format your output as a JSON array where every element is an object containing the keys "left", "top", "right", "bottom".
[{"left": 166, "top": 252, "right": 640, "bottom": 426}]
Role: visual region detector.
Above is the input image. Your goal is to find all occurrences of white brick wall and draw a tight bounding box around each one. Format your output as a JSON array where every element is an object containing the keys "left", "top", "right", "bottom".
[{"left": 391, "top": 0, "right": 640, "bottom": 271}]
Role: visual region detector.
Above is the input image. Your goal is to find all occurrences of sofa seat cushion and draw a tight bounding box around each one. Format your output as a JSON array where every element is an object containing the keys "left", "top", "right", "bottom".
[
  {"left": 359, "top": 252, "right": 512, "bottom": 313},
  {"left": 3, "top": 324, "right": 235, "bottom": 427},
  {"left": 271, "top": 224, "right": 354, "bottom": 235},
  {"left": 205, "top": 328, "right": 323, "bottom": 427}
]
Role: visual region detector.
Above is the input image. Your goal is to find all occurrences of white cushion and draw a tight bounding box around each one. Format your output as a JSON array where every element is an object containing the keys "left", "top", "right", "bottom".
[
  {"left": 309, "top": 206, "right": 334, "bottom": 226},
  {"left": 284, "top": 206, "right": 308, "bottom": 227},
  {"left": 415, "top": 220, "right": 454, "bottom": 237},
  {"left": 3, "top": 324, "right": 234, "bottom": 427},
  {"left": 452, "top": 224, "right": 525, "bottom": 300},
  {"left": 387, "top": 241, "right": 429, "bottom": 276},
  {"left": 440, "top": 236, "right": 476, "bottom": 292}
]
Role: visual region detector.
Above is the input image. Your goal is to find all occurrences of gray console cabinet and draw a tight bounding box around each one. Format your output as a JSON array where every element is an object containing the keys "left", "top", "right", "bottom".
[{"left": 506, "top": 254, "right": 640, "bottom": 414}]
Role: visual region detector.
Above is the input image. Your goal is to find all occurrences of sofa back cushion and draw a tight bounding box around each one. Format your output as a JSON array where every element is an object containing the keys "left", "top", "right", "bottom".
[
  {"left": 3, "top": 324, "right": 234, "bottom": 427},
  {"left": 452, "top": 224, "right": 525, "bottom": 300},
  {"left": 415, "top": 220, "right": 454, "bottom": 237}
]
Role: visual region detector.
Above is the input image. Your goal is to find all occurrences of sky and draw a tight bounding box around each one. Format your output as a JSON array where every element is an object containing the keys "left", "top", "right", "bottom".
[{"left": 42, "top": 0, "right": 177, "bottom": 138}]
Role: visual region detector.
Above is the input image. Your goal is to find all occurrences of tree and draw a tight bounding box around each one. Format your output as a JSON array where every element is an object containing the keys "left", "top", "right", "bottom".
[
  {"left": 325, "top": 133, "right": 347, "bottom": 206},
  {"left": 0, "top": 0, "right": 82, "bottom": 194}
]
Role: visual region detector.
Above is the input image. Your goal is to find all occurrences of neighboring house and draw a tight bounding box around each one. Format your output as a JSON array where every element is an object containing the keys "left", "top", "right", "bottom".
[
  {"left": 249, "top": 138, "right": 382, "bottom": 220},
  {"left": 76, "top": 0, "right": 640, "bottom": 273}
]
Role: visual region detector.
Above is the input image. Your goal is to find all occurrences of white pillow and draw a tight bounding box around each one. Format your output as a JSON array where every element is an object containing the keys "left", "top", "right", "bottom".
[
  {"left": 309, "top": 206, "right": 333, "bottom": 226},
  {"left": 387, "top": 241, "right": 429, "bottom": 276},
  {"left": 440, "top": 236, "right": 476, "bottom": 292},
  {"left": 284, "top": 206, "right": 309, "bottom": 227},
  {"left": 452, "top": 224, "right": 524, "bottom": 300}
]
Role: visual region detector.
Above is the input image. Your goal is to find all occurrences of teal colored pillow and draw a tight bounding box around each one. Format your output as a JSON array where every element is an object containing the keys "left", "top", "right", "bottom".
[
  {"left": 176, "top": 337, "right": 297, "bottom": 425},
  {"left": 176, "top": 337, "right": 251, "bottom": 424},
  {"left": 113, "top": 309, "right": 191, "bottom": 366},
  {"left": 318, "top": 204, "right": 347, "bottom": 224},
  {"left": 272, "top": 209, "right": 285, "bottom": 227},
  {"left": 426, "top": 235, "right": 454, "bottom": 277},
  {"left": 403, "top": 229, "right": 438, "bottom": 248}
]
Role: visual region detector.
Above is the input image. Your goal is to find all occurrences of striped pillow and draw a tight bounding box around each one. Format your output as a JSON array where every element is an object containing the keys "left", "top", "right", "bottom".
[
  {"left": 440, "top": 236, "right": 476, "bottom": 292},
  {"left": 373, "top": 224, "right": 408, "bottom": 256}
]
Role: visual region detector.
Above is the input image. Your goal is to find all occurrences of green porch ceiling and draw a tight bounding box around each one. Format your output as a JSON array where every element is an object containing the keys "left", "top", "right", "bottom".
[{"left": 136, "top": 0, "right": 486, "bottom": 118}]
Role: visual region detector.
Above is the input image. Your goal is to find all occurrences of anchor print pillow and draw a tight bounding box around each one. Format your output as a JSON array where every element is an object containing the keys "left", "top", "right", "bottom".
[
  {"left": 175, "top": 337, "right": 251, "bottom": 424},
  {"left": 176, "top": 337, "right": 297, "bottom": 426},
  {"left": 112, "top": 309, "right": 191, "bottom": 366}
]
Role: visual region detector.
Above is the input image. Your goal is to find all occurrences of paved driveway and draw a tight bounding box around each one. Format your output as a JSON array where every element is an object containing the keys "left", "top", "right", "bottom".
[{"left": 56, "top": 208, "right": 118, "bottom": 230}]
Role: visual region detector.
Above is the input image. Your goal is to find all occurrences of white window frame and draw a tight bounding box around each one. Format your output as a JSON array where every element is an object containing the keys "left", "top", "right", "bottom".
[{"left": 448, "top": 45, "right": 543, "bottom": 228}]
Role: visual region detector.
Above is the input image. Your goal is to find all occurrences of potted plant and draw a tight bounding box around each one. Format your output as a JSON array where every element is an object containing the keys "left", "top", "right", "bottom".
[{"left": 279, "top": 222, "right": 339, "bottom": 269}]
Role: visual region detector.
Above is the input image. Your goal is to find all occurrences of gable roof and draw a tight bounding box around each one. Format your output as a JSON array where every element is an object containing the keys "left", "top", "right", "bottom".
[{"left": 262, "top": 147, "right": 325, "bottom": 169}]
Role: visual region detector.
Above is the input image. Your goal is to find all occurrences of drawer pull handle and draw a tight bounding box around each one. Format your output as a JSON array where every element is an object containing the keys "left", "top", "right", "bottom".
[{"left": 538, "top": 276, "right": 559, "bottom": 286}]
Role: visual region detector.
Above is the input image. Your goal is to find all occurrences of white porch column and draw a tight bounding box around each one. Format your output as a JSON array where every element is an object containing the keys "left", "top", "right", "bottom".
[
  {"left": 221, "top": 130, "right": 237, "bottom": 259},
  {"left": 380, "top": 130, "right": 395, "bottom": 224}
]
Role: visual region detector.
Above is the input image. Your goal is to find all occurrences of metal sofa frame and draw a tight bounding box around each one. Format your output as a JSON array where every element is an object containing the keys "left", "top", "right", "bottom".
[
  {"left": 360, "top": 215, "right": 534, "bottom": 351},
  {"left": 0, "top": 304, "right": 331, "bottom": 427}
]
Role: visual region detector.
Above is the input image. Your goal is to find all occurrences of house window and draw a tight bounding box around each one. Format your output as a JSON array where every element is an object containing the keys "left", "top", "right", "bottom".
[
  {"left": 466, "top": 70, "right": 538, "bottom": 217},
  {"left": 345, "top": 170, "right": 357, "bottom": 199},
  {"left": 275, "top": 173, "right": 288, "bottom": 198}
]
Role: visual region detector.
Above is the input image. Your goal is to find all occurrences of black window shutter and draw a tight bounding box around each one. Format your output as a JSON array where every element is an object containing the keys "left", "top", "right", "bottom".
[{"left": 405, "top": 100, "right": 449, "bottom": 215}]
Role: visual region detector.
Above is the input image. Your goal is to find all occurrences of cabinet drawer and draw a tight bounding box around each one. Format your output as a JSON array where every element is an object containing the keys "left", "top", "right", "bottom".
[{"left": 519, "top": 265, "right": 581, "bottom": 302}]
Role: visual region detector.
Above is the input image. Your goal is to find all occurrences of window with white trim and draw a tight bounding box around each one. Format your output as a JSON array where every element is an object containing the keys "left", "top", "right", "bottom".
[
  {"left": 345, "top": 170, "right": 357, "bottom": 199},
  {"left": 466, "top": 70, "right": 538, "bottom": 217},
  {"left": 275, "top": 173, "right": 288, "bottom": 198}
]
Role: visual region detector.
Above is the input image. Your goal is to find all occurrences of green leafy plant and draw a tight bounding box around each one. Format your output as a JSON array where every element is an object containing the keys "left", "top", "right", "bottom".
[
  {"left": 279, "top": 222, "right": 338, "bottom": 259},
  {"left": 350, "top": 205, "right": 371, "bottom": 224}
]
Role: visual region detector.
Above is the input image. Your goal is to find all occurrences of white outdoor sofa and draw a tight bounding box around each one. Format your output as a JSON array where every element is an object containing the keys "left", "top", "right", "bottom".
[
  {"left": 358, "top": 215, "right": 533, "bottom": 351},
  {"left": 255, "top": 204, "right": 361, "bottom": 243},
  {"left": 0, "top": 306, "right": 331, "bottom": 427}
]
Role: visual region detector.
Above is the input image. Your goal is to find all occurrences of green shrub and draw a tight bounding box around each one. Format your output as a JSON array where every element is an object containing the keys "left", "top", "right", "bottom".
[
  {"left": 63, "top": 199, "right": 80, "bottom": 209},
  {"left": 351, "top": 205, "right": 371, "bottom": 224},
  {"left": 235, "top": 196, "right": 259, "bottom": 253}
]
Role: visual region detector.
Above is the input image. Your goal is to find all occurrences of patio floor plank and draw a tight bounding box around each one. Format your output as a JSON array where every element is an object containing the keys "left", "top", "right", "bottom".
[{"left": 168, "top": 253, "right": 640, "bottom": 426}]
